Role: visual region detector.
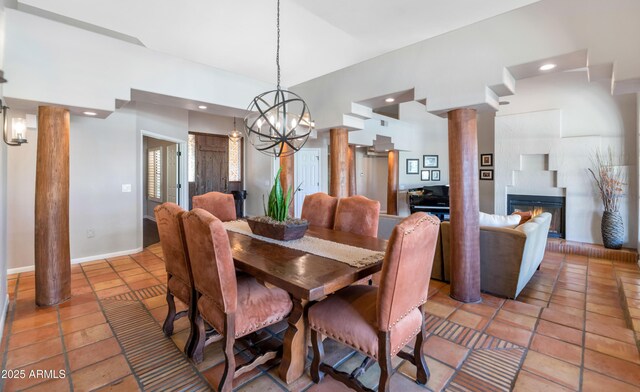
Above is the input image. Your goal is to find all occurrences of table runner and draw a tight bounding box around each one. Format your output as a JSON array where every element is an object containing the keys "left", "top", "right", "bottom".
[{"left": 222, "top": 220, "right": 384, "bottom": 268}]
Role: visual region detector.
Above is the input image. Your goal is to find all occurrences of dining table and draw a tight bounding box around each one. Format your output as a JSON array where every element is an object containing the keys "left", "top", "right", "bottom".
[{"left": 225, "top": 224, "right": 388, "bottom": 384}]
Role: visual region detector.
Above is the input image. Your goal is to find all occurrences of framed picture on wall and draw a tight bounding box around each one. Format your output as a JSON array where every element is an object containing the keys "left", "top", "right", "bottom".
[
  {"left": 421, "top": 170, "right": 430, "bottom": 181},
  {"left": 431, "top": 170, "right": 441, "bottom": 181},
  {"left": 406, "top": 159, "right": 419, "bottom": 174},
  {"left": 423, "top": 155, "right": 438, "bottom": 168},
  {"left": 480, "top": 153, "right": 493, "bottom": 167},
  {"left": 479, "top": 169, "right": 494, "bottom": 180}
]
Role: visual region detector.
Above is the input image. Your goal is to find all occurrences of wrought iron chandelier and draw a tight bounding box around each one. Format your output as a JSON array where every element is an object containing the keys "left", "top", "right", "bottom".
[{"left": 244, "top": 0, "right": 313, "bottom": 158}]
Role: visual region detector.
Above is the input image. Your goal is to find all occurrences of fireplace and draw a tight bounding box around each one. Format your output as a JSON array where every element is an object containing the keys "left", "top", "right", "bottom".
[{"left": 507, "top": 195, "right": 566, "bottom": 238}]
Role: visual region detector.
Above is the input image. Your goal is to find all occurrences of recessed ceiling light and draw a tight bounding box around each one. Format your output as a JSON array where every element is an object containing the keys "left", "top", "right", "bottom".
[
  {"left": 539, "top": 63, "right": 556, "bottom": 71},
  {"left": 83, "top": 111, "right": 97, "bottom": 116},
  {"left": 198, "top": 105, "right": 207, "bottom": 109},
  {"left": 385, "top": 97, "right": 395, "bottom": 103}
]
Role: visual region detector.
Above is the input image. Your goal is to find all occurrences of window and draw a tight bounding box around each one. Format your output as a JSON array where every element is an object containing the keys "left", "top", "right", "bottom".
[
  {"left": 147, "top": 147, "right": 162, "bottom": 201},
  {"left": 229, "top": 137, "right": 241, "bottom": 182},
  {"left": 188, "top": 134, "right": 196, "bottom": 182}
]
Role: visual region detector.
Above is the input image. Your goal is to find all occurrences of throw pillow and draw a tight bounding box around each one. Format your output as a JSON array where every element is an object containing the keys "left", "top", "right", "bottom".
[
  {"left": 479, "top": 211, "right": 521, "bottom": 228},
  {"left": 513, "top": 211, "right": 533, "bottom": 225}
]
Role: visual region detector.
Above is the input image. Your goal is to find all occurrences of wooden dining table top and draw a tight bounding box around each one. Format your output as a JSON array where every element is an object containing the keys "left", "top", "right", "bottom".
[{"left": 226, "top": 225, "right": 388, "bottom": 301}]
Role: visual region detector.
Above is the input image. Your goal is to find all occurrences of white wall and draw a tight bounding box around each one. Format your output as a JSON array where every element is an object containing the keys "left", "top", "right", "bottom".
[
  {"left": 494, "top": 71, "right": 638, "bottom": 247},
  {"left": 0, "top": 0, "right": 8, "bottom": 329}
]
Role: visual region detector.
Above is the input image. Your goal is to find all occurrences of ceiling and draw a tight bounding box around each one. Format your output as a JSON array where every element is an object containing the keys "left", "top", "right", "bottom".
[{"left": 18, "top": 0, "right": 540, "bottom": 86}]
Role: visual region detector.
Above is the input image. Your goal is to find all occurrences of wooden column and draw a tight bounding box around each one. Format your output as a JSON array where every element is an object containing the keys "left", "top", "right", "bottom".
[
  {"left": 387, "top": 150, "right": 398, "bottom": 215},
  {"left": 447, "top": 108, "right": 481, "bottom": 303},
  {"left": 329, "top": 128, "right": 349, "bottom": 198},
  {"left": 35, "top": 106, "right": 71, "bottom": 306},
  {"left": 279, "top": 144, "right": 295, "bottom": 216},
  {"left": 348, "top": 145, "right": 357, "bottom": 196}
]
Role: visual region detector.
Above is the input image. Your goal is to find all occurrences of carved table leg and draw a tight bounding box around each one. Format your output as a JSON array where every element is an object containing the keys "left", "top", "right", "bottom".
[{"left": 279, "top": 297, "right": 309, "bottom": 383}]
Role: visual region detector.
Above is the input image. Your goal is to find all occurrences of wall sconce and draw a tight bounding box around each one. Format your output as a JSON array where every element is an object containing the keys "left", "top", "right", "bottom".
[{"left": 1, "top": 99, "right": 27, "bottom": 146}]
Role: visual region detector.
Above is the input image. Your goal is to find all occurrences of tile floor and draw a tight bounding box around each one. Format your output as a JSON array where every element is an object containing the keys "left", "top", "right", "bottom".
[{"left": 1, "top": 246, "right": 640, "bottom": 391}]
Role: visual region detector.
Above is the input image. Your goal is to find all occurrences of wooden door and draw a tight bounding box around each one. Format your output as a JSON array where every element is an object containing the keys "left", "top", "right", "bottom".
[{"left": 193, "top": 133, "right": 228, "bottom": 200}]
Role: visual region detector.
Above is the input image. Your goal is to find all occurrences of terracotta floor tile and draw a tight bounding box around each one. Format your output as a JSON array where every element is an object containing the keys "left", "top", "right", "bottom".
[
  {"left": 431, "top": 292, "right": 463, "bottom": 308},
  {"left": 518, "top": 296, "right": 549, "bottom": 308},
  {"left": 93, "top": 375, "right": 141, "bottom": 392},
  {"left": 22, "top": 377, "right": 71, "bottom": 392},
  {"left": 448, "top": 309, "right": 489, "bottom": 330},
  {"left": 494, "top": 309, "right": 538, "bottom": 331},
  {"left": 584, "top": 349, "right": 640, "bottom": 386},
  {"left": 550, "top": 295, "right": 585, "bottom": 309},
  {"left": 6, "top": 336, "right": 64, "bottom": 369},
  {"left": 398, "top": 356, "right": 454, "bottom": 392},
  {"left": 587, "top": 294, "right": 622, "bottom": 307},
  {"left": 459, "top": 302, "right": 498, "bottom": 318},
  {"left": 425, "top": 300, "right": 457, "bottom": 319},
  {"left": 529, "top": 334, "right": 582, "bottom": 366},
  {"left": 60, "top": 311, "right": 107, "bottom": 335},
  {"left": 535, "top": 319, "right": 582, "bottom": 346},
  {"left": 519, "top": 289, "right": 551, "bottom": 301},
  {"left": 585, "top": 319, "right": 636, "bottom": 344},
  {"left": 586, "top": 311, "right": 627, "bottom": 328},
  {"left": 11, "top": 311, "right": 59, "bottom": 333},
  {"left": 522, "top": 350, "right": 580, "bottom": 390},
  {"left": 480, "top": 293, "right": 505, "bottom": 308},
  {"left": 633, "top": 318, "right": 640, "bottom": 332},
  {"left": 67, "top": 337, "right": 122, "bottom": 371},
  {"left": 540, "top": 308, "right": 583, "bottom": 330},
  {"left": 96, "top": 285, "right": 131, "bottom": 299},
  {"left": 92, "top": 278, "right": 127, "bottom": 291},
  {"left": 503, "top": 299, "right": 542, "bottom": 318},
  {"left": 71, "top": 354, "right": 131, "bottom": 391},
  {"left": 127, "top": 277, "right": 161, "bottom": 291},
  {"left": 485, "top": 320, "right": 532, "bottom": 347},
  {"left": 585, "top": 333, "right": 640, "bottom": 364},
  {"left": 8, "top": 323, "right": 60, "bottom": 351},
  {"left": 141, "top": 294, "right": 167, "bottom": 310},
  {"left": 586, "top": 302, "right": 624, "bottom": 319},
  {"left": 545, "top": 302, "right": 584, "bottom": 318},
  {"left": 306, "top": 375, "right": 354, "bottom": 392},
  {"left": 121, "top": 272, "right": 154, "bottom": 284},
  {"left": 64, "top": 323, "right": 113, "bottom": 351},
  {"left": 582, "top": 369, "right": 640, "bottom": 392},
  {"left": 513, "top": 370, "right": 573, "bottom": 392},
  {"left": 555, "top": 282, "right": 586, "bottom": 293},
  {"left": 3, "top": 355, "right": 66, "bottom": 391},
  {"left": 422, "top": 335, "right": 469, "bottom": 368},
  {"left": 58, "top": 301, "right": 101, "bottom": 320}
]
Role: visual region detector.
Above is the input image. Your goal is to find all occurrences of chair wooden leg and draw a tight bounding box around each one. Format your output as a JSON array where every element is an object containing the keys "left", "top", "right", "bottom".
[
  {"left": 414, "top": 314, "right": 429, "bottom": 385},
  {"left": 378, "top": 332, "right": 392, "bottom": 392},
  {"left": 219, "top": 316, "right": 236, "bottom": 392},
  {"left": 184, "top": 289, "right": 198, "bottom": 355},
  {"left": 310, "top": 329, "right": 325, "bottom": 383},
  {"left": 189, "top": 312, "right": 206, "bottom": 364},
  {"left": 163, "top": 289, "right": 176, "bottom": 337}
]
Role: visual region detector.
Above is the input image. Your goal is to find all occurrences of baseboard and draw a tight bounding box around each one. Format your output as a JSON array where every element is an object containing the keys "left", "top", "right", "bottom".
[
  {"left": 0, "top": 294, "right": 9, "bottom": 339},
  {"left": 7, "top": 247, "right": 144, "bottom": 275},
  {"left": 143, "top": 215, "right": 156, "bottom": 222}
]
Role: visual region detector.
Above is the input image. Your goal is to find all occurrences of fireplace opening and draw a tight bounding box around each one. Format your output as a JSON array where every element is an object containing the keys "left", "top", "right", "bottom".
[{"left": 507, "top": 195, "right": 566, "bottom": 238}]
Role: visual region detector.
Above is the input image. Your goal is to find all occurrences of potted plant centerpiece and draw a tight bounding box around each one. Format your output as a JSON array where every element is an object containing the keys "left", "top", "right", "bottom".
[
  {"left": 588, "top": 148, "right": 626, "bottom": 249},
  {"left": 246, "top": 168, "right": 308, "bottom": 241}
]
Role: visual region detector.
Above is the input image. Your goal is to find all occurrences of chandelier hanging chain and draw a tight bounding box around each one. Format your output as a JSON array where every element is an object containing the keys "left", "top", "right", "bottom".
[{"left": 276, "top": 0, "right": 281, "bottom": 89}]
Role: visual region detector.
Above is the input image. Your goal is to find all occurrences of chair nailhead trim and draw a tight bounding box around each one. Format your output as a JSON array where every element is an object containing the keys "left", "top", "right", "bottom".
[
  {"left": 387, "top": 297, "right": 427, "bottom": 330},
  {"left": 235, "top": 314, "right": 288, "bottom": 338},
  {"left": 310, "top": 325, "right": 378, "bottom": 360},
  {"left": 393, "top": 326, "right": 421, "bottom": 356}
]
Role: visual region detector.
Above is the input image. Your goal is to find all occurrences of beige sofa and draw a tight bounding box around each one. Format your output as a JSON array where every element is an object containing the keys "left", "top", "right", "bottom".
[{"left": 432, "top": 212, "right": 552, "bottom": 299}]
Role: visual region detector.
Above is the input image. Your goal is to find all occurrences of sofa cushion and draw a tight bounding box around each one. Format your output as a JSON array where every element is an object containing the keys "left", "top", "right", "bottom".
[{"left": 479, "top": 212, "right": 521, "bottom": 228}]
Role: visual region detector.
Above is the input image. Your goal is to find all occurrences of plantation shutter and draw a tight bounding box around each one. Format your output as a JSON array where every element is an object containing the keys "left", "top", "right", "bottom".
[{"left": 147, "top": 147, "right": 162, "bottom": 201}]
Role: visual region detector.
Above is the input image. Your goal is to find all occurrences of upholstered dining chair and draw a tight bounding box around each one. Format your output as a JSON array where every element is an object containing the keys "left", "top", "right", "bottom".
[
  {"left": 154, "top": 202, "right": 195, "bottom": 353},
  {"left": 181, "top": 208, "right": 293, "bottom": 391},
  {"left": 301, "top": 192, "right": 339, "bottom": 228},
  {"left": 334, "top": 195, "right": 380, "bottom": 237},
  {"left": 192, "top": 191, "right": 237, "bottom": 222},
  {"left": 309, "top": 212, "right": 440, "bottom": 392}
]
